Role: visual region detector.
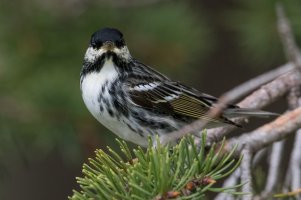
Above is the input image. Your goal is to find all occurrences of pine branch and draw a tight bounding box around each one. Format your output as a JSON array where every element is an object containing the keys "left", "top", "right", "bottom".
[
  {"left": 206, "top": 63, "right": 300, "bottom": 145},
  {"left": 69, "top": 133, "right": 243, "bottom": 200}
]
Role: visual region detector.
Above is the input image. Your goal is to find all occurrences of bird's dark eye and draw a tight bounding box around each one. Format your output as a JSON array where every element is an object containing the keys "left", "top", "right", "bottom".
[
  {"left": 91, "top": 42, "right": 97, "bottom": 49},
  {"left": 115, "top": 39, "right": 125, "bottom": 48}
]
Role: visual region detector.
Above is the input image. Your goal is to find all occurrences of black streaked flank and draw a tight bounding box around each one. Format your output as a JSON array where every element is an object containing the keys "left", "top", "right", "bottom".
[
  {"left": 102, "top": 98, "right": 110, "bottom": 109},
  {"left": 99, "top": 105, "right": 104, "bottom": 112},
  {"left": 101, "top": 85, "right": 106, "bottom": 93},
  {"left": 137, "top": 129, "right": 144, "bottom": 137},
  {"left": 126, "top": 123, "right": 144, "bottom": 138},
  {"left": 107, "top": 108, "right": 114, "bottom": 117}
]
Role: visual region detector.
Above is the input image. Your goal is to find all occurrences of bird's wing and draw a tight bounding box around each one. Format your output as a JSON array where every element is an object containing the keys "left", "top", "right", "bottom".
[{"left": 125, "top": 79, "right": 238, "bottom": 126}]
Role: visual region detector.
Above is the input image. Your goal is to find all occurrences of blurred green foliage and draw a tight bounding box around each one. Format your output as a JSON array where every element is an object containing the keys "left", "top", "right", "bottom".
[
  {"left": 0, "top": 0, "right": 210, "bottom": 172},
  {"left": 0, "top": 0, "right": 300, "bottom": 199},
  {"left": 225, "top": 0, "right": 301, "bottom": 67}
]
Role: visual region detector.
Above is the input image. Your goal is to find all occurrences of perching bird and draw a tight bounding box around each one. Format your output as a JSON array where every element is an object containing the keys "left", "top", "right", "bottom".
[{"left": 80, "top": 28, "right": 275, "bottom": 147}]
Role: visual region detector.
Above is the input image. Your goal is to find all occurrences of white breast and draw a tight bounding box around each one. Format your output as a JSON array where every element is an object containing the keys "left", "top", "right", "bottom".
[
  {"left": 81, "top": 59, "right": 149, "bottom": 147},
  {"left": 81, "top": 59, "right": 118, "bottom": 120}
]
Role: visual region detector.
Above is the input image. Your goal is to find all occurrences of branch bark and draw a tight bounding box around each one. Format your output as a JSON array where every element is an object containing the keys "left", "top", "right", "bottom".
[
  {"left": 290, "top": 130, "right": 301, "bottom": 199},
  {"left": 225, "top": 107, "right": 301, "bottom": 154},
  {"left": 215, "top": 169, "right": 241, "bottom": 200},
  {"left": 206, "top": 64, "right": 300, "bottom": 145},
  {"left": 276, "top": 3, "right": 301, "bottom": 70},
  {"left": 260, "top": 141, "right": 285, "bottom": 198},
  {"left": 241, "top": 147, "right": 253, "bottom": 200}
]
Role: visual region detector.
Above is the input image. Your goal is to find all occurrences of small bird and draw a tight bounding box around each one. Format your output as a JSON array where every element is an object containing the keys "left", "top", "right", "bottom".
[{"left": 80, "top": 28, "right": 275, "bottom": 147}]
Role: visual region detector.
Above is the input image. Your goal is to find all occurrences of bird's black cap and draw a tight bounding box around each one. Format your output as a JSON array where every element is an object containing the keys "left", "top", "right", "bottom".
[{"left": 90, "top": 28, "right": 125, "bottom": 48}]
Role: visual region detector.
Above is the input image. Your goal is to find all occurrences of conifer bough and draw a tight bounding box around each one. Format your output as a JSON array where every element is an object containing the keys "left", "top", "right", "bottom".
[{"left": 70, "top": 134, "right": 244, "bottom": 200}]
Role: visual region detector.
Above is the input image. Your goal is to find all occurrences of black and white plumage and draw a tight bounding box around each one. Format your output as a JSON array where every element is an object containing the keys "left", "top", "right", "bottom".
[{"left": 80, "top": 28, "right": 275, "bottom": 147}]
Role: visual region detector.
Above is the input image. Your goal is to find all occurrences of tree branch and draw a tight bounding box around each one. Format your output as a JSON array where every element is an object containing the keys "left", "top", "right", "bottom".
[
  {"left": 260, "top": 141, "right": 285, "bottom": 198},
  {"left": 290, "top": 130, "right": 301, "bottom": 198},
  {"left": 276, "top": 3, "right": 301, "bottom": 70},
  {"left": 284, "top": 92, "right": 301, "bottom": 198},
  {"left": 206, "top": 64, "right": 300, "bottom": 145},
  {"left": 214, "top": 168, "right": 241, "bottom": 200},
  {"left": 241, "top": 147, "right": 253, "bottom": 200},
  {"left": 225, "top": 107, "right": 301, "bottom": 154}
]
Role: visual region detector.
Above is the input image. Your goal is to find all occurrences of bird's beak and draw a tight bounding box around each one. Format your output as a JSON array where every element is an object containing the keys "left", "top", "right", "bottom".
[{"left": 102, "top": 41, "right": 115, "bottom": 51}]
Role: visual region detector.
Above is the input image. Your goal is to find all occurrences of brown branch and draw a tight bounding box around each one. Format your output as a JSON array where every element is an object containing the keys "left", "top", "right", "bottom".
[
  {"left": 285, "top": 93, "right": 301, "bottom": 198},
  {"left": 214, "top": 169, "right": 240, "bottom": 200},
  {"left": 287, "top": 87, "right": 301, "bottom": 109},
  {"left": 276, "top": 4, "right": 301, "bottom": 197},
  {"left": 241, "top": 147, "right": 253, "bottom": 200},
  {"left": 276, "top": 3, "right": 301, "bottom": 70},
  {"left": 274, "top": 188, "right": 301, "bottom": 198},
  {"left": 252, "top": 148, "right": 268, "bottom": 167},
  {"left": 207, "top": 5, "right": 301, "bottom": 146},
  {"left": 290, "top": 130, "right": 301, "bottom": 199},
  {"left": 164, "top": 6, "right": 301, "bottom": 198},
  {"left": 206, "top": 63, "right": 300, "bottom": 144},
  {"left": 215, "top": 5, "right": 301, "bottom": 199},
  {"left": 260, "top": 141, "right": 285, "bottom": 199},
  {"left": 215, "top": 148, "right": 268, "bottom": 200},
  {"left": 225, "top": 107, "right": 301, "bottom": 154}
]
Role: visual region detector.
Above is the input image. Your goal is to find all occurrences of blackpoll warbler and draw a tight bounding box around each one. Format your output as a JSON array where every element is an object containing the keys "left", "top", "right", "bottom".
[{"left": 80, "top": 28, "right": 275, "bottom": 147}]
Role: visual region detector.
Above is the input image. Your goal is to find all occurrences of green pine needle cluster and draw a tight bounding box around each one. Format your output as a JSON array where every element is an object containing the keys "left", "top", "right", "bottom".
[{"left": 70, "top": 133, "right": 243, "bottom": 200}]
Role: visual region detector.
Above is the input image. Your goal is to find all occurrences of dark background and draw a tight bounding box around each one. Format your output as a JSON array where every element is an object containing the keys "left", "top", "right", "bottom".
[{"left": 0, "top": 0, "right": 300, "bottom": 199}]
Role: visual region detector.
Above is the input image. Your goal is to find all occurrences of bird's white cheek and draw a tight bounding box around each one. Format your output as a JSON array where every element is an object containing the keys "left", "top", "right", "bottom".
[
  {"left": 112, "top": 47, "right": 131, "bottom": 60},
  {"left": 84, "top": 47, "right": 105, "bottom": 63}
]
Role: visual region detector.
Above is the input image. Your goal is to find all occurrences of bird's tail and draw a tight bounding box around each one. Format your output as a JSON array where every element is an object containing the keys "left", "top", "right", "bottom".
[{"left": 224, "top": 108, "right": 279, "bottom": 118}]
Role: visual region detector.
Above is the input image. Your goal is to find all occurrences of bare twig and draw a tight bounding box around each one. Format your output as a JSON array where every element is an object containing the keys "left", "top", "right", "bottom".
[
  {"left": 252, "top": 148, "right": 268, "bottom": 167},
  {"left": 160, "top": 63, "right": 294, "bottom": 145},
  {"left": 215, "top": 148, "right": 268, "bottom": 200},
  {"left": 287, "top": 87, "right": 301, "bottom": 109},
  {"left": 168, "top": 5, "right": 301, "bottom": 198},
  {"left": 214, "top": 168, "right": 241, "bottom": 200},
  {"left": 290, "top": 130, "right": 301, "bottom": 199},
  {"left": 276, "top": 4, "right": 301, "bottom": 197},
  {"left": 207, "top": 63, "right": 300, "bottom": 144},
  {"left": 241, "top": 147, "right": 253, "bottom": 200},
  {"left": 215, "top": 5, "right": 301, "bottom": 199},
  {"left": 276, "top": 3, "right": 301, "bottom": 70},
  {"left": 283, "top": 167, "right": 292, "bottom": 194},
  {"left": 274, "top": 188, "right": 301, "bottom": 198},
  {"left": 260, "top": 141, "right": 285, "bottom": 199},
  {"left": 225, "top": 107, "right": 301, "bottom": 154},
  {"left": 207, "top": 4, "right": 301, "bottom": 146},
  {"left": 285, "top": 93, "right": 301, "bottom": 198}
]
